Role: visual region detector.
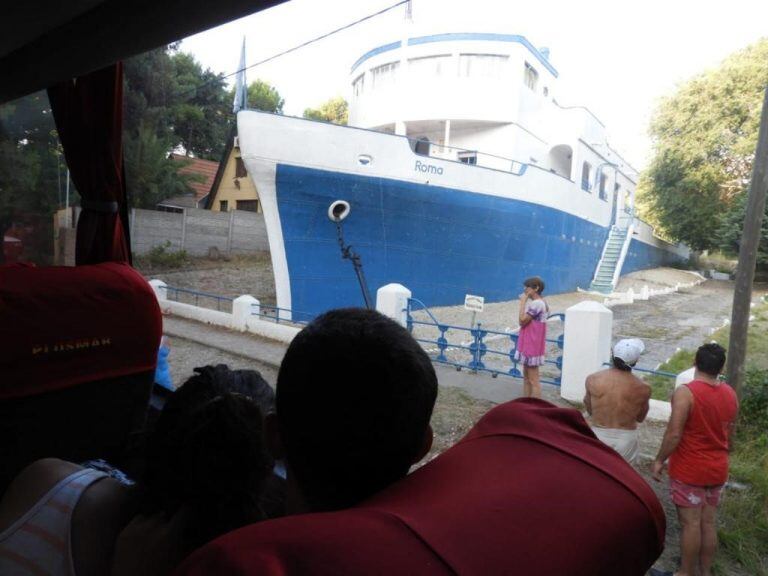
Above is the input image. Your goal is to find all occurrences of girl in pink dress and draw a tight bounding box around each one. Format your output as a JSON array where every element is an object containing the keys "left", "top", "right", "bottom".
[{"left": 515, "top": 276, "right": 548, "bottom": 398}]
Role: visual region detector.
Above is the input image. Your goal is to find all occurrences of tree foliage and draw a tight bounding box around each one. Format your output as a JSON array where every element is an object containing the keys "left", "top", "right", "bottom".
[
  {"left": 122, "top": 45, "right": 235, "bottom": 207},
  {"left": 122, "top": 49, "right": 281, "bottom": 207},
  {"left": 303, "top": 96, "right": 348, "bottom": 125},
  {"left": 716, "top": 190, "right": 768, "bottom": 267},
  {"left": 0, "top": 92, "right": 62, "bottom": 263},
  {"left": 0, "top": 45, "right": 289, "bottom": 258},
  {"left": 640, "top": 39, "right": 768, "bottom": 255},
  {"left": 242, "top": 79, "right": 285, "bottom": 113},
  {"left": 123, "top": 124, "right": 202, "bottom": 208}
]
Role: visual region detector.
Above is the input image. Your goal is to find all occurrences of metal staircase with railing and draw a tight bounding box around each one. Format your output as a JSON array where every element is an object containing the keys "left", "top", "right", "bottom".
[{"left": 589, "top": 227, "right": 627, "bottom": 293}]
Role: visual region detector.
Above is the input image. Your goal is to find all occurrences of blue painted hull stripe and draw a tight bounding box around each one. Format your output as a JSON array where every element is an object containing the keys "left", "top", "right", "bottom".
[{"left": 273, "top": 164, "right": 684, "bottom": 317}]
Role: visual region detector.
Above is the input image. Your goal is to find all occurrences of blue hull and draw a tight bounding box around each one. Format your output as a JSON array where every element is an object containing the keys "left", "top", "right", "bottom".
[
  {"left": 276, "top": 164, "right": 677, "bottom": 316},
  {"left": 623, "top": 237, "right": 681, "bottom": 275}
]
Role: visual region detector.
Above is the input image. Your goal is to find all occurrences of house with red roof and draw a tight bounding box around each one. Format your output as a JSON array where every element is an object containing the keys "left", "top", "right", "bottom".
[{"left": 157, "top": 154, "right": 220, "bottom": 211}]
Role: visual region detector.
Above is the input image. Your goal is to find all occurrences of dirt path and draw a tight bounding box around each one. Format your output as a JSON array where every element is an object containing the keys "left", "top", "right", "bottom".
[{"left": 612, "top": 279, "right": 737, "bottom": 368}]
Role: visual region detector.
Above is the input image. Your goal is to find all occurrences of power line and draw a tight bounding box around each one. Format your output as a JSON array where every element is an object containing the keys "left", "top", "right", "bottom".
[{"left": 222, "top": 0, "right": 410, "bottom": 82}]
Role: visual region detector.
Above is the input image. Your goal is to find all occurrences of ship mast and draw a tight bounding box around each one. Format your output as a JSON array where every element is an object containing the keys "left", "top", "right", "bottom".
[{"left": 394, "top": 1, "right": 412, "bottom": 136}]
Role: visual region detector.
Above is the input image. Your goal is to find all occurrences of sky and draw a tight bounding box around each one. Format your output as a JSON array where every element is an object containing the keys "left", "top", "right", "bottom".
[{"left": 180, "top": 0, "right": 768, "bottom": 169}]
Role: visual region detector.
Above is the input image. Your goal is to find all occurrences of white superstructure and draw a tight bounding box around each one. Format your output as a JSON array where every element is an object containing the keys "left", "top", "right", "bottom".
[{"left": 348, "top": 32, "right": 637, "bottom": 211}]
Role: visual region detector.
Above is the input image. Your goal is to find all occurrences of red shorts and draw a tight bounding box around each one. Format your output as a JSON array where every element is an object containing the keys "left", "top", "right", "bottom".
[{"left": 670, "top": 478, "right": 724, "bottom": 508}]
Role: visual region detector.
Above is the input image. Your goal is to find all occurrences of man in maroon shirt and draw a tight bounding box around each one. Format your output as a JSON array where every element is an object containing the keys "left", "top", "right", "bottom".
[
  {"left": 651, "top": 343, "right": 739, "bottom": 576},
  {"left": 176, "top": 398, "right": 666, "bottom": 576}
]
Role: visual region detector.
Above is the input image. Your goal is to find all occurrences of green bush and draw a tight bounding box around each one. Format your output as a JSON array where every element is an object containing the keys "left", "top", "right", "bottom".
[
  {"left": 740, "top": 368, "right": 768, "bottom": 432},
  {"left": 718, "top": 368, "right": 768, "bottom": 575},
  {"left": 146, "top": 241, "right": 188, "bottom": 269}
]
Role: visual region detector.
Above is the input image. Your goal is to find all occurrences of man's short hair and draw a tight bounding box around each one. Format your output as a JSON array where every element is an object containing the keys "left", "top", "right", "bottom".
[
  {"left": 276, "top": 308, "right": 438, "bottom": 512},
  {"left": 695, "top": 343, "right": 727, "bottom": 376}
]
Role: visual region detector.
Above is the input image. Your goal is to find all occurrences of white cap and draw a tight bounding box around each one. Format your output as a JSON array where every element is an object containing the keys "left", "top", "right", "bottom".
[{"left": 612, "top": 339, "right": 644, "bottom": 366}]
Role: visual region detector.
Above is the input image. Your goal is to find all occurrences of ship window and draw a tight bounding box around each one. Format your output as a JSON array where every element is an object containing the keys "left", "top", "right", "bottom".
[
  {"left": 459, "top": 54, "right": 508, "bottom": 78},
  {"left": 371, "top": 61, "right": 400, "bottom": 88},
  {"left": 458, "top": 151, "right": 477, "bottom": 165},
  {"left": 235, "top": 157, "right": 247, "bottom": 178},
  {"left": 408, "top": 54, "right": 451, "bottom": 76},
  {"left": 599, "top": 172, "right": 608, "bottom": 200},
  {"left": 524, "top": 62, "right": 538, "bottom": 91},
  {"left": 581, "top": 162, "right": 591, "bottom": 192},
  {"left": 413, "top": 137, "right": 431, "bottom": 156},
  {"left": 352, "top": 74, "right": 365, "bottom": 98},
  {"left": 220, "top": 200, "right": 228, "bottom": 211}
]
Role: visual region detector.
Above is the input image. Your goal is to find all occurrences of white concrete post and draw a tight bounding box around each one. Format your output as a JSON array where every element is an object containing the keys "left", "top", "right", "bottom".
[
  {"left": 675, "top": 367, "right": 695, "bottom": 388},
  {"left": 233, "top": 295, "right": 259, "bottom": 331},
  {"left": 376, "top": 283, "right": 412, "bottom": 327},
  {"left": 148, "top": 279, "right": 167, "bottom": 302},
  {"left": 561, "top": 301, "right": 613, "bottom": 402}
]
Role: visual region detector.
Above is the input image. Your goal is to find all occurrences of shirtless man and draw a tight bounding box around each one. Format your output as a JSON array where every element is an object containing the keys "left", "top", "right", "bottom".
[{"left": 584, "top": 338, "right": 651, "bottom": 464}]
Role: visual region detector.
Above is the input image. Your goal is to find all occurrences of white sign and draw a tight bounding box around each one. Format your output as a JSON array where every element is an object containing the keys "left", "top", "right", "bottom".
[{"left": 464, "top": 294, "right": 485, "bottom": 312}]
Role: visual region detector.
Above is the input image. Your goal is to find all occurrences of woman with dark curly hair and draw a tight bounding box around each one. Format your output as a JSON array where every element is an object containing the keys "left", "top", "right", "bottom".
[{"left": 0, "top": 365, "right": 274, "bottom": 576}]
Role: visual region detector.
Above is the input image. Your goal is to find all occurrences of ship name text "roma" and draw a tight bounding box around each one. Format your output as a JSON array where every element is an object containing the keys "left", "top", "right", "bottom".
[{"left": 414, "top": 160, "right": 444, "bottom": 175}]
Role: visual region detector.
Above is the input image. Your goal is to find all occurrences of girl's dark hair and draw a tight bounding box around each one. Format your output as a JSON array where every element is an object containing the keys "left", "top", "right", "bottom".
[
  {"left": 523, "top": 276, "right": 545, "bottom": 295},
  {"left": 141, "top": 365, "right": 274, "bottom": 554}
]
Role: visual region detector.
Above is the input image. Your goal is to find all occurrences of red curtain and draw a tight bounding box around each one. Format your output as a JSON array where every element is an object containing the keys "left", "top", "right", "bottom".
[{"left": 48, "top": 63, "right": 130, "bottom": 265}]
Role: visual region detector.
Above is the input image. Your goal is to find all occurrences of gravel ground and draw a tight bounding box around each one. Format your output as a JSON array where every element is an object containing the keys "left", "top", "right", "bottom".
[
  {"left": 142, "top": 253, "right": 276, "bottom": 312},
  {"left": 166, "top": 335, "right": 279, "bottom": 388}
]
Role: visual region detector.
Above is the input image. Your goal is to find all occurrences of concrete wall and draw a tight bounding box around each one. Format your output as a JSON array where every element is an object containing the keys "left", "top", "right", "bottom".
[{"left": 130, "top": 207, "right": 268, "bottom": 256}]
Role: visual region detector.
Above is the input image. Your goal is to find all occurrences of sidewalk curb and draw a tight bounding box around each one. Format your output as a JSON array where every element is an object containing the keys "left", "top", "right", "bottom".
[{"left": 163, "top": 316, "right": 286, "bottom": 369}]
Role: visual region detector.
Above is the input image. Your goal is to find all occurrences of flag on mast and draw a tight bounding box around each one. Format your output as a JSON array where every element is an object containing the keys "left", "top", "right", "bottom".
[{"left": 233, "top": 37, "right": 248, "bottom": 114}]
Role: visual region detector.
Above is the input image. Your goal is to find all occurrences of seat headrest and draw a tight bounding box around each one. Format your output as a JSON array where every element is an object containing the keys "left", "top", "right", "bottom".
[{"left": 0, "top": 262, "right": 162, "bottom": 399}]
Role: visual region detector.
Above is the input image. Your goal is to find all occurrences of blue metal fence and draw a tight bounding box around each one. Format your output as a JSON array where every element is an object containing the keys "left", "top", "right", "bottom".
[
  {"left": 165, "top": 285, "right": 234, "bottom": 312},
  {"left": 406, "top": 298, "right": 564, "bottom": 386},
  {"left": 603, "top": 362, "right": 678, "bottom": 398},
  {"left": 631, "top": 366, "right": 677, "bottom": 380},
  {"left": 164, "top": 285, "right": 313, "bottom": 326},
  {"left": 251, "top": 304, "right": 314, "bottom": 326}
]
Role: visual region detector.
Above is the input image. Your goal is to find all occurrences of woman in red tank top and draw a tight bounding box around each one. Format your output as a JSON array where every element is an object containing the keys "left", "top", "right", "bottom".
[
  {"left": 668, "top": 379, "right": 738, "bottom": 486},
  {"left": 650, "top": 343, "right": 738, "bottom": 576}
]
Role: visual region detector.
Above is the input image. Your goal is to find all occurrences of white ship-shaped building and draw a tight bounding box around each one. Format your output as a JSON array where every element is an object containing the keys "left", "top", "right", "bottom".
[{"left": 237, "top": 32, "right": 688, "bottom": 318}]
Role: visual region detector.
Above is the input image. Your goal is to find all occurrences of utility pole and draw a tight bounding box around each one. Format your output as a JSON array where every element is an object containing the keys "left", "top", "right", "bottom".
[{"left": 726, "top": 86, "right": 768, "bottom": 397}]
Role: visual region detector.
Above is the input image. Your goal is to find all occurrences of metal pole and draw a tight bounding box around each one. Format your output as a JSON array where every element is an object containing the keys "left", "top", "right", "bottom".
[
  {"left": 726, "top": 86, "right": 768, "bottom": 398},
  {"left": 65, "top": 169, "right": 70, "bottom": 211}
]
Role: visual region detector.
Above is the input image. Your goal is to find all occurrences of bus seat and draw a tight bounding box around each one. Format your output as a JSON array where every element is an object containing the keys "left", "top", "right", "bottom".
[
  {"left": 0, "top": 262, "right": 162, "bottom": 493},
  {"left": 176, "top": 399, "right": 666, "bottom": 576}
]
